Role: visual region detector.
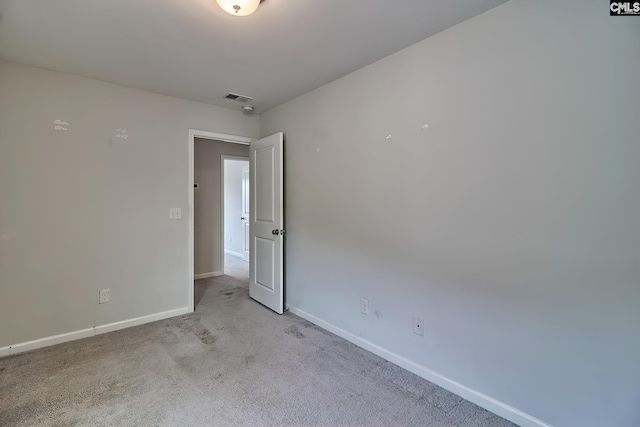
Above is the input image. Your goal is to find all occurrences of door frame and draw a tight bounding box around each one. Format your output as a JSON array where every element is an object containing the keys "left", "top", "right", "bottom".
[
  {"left": 188, "top": 129, "right": 255, "bottom": 313},
  {"left": 221, "top": 155, "right": 250, "bottom": 265},
  {"left": 241, "top": 163, "right": 251, "bottom": 262}
]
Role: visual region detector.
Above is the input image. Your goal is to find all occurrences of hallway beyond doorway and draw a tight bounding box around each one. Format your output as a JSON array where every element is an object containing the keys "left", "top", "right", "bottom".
[{"left": 224, "top": 253, "right": 248, "bottom": 282}]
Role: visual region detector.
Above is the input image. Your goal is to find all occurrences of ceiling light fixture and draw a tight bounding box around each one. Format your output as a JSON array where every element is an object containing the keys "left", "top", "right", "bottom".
[{"left": 216, "top": 0, "right": 261, "bottom": 16}]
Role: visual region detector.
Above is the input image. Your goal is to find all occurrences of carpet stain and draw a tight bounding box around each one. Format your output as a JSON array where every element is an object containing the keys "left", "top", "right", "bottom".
[
  {"left": 221, "top": 287, "right": 248, "bottom": 299},
  {"left": 193, "top": 324, "right": 216, "bottom": 345},
  {"left": 284, "top": 325, "right": 305, "bottom": 339},
  {"left": 245, "top": 355, "right": 256, "bottom": 366},
  {"left": 176, "top": 314, "right": 216, "bottom": 345},
  {"left": 299, "top": 318, "right": 314, "bottom": 328}
]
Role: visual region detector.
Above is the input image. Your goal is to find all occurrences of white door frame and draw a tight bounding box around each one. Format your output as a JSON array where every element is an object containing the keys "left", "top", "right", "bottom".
[
  {"left": 221, "top": 155, "right": 250, "bottom": 262},
  {"left": 241, "top": 164, "right": 251, "bottom": 262},
  {"left": 188, "top": 129, "right": 255, "bottom": 313}
]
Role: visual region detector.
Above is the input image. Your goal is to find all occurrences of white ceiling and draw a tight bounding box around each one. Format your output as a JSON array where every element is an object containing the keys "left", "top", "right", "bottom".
[{"left": 0, "top": 0, "right": 507, "bottom": 113}]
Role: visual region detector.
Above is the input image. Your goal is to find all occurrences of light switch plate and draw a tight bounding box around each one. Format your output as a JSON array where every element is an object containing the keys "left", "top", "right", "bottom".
[{"left": 169, "top": 208, "right": 182, "bottom": 220}]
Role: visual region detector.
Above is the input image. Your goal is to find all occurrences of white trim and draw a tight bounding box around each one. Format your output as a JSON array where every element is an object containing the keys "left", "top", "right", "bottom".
[
  {"left": 0, "top": 307, "right": 189, "bottom": 358},
  {"left": 286, "top": 305, "right": 554, "bottom": 427},
  {"left": 0, "top": 328, "right": 95, "bottom": 357},
  {"left": 93, "top": 308, "right": 189, "bottom": 334},
  {"left": 188, "top": 131, "right": 195, "bottom": 313},
  {"left": 191, "top": 130, "right": 254, "bottom": 145},
  {"left": 224, "top": 249, "right": 244, "bottom": 258},
  {"left": 194, "top": 271, "right": 224, "bottom": 280},
  {"left": 189, "top": 129, "right": 256, "bottom": 314}
]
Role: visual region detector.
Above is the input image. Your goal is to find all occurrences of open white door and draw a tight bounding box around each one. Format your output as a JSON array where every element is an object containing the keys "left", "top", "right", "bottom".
[{"left": 249, "top": 132, "right": 284, "bottom": 314}]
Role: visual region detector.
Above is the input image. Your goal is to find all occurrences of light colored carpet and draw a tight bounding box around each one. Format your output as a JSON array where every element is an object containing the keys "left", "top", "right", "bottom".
[
  {"left": 223, "top": 253, "right": 249, "bottom": 282},
  {"left": 0, "top": 261, "right": 516, "bottom": 427}
]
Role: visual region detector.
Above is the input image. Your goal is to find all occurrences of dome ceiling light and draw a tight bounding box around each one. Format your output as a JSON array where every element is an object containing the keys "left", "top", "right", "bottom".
[{"left": 216, "top": 0, "right": 261, "bottom": 17}]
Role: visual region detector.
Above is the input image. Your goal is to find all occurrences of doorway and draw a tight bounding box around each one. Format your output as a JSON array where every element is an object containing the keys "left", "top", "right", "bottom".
[
  {"left": 222, "top": 157, "right": 250, "bottom": 282},
  {"left": 189, "top": 130, "right": 255, "bottom": 313},
  {"left": 189, "top": 130, "right": 285, "bottom": 315}
]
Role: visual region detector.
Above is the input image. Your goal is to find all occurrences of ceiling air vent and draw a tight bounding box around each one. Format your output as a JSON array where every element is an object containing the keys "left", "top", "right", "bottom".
[{"left": 224, "top": 92, "right": 254, "bottom": 103}]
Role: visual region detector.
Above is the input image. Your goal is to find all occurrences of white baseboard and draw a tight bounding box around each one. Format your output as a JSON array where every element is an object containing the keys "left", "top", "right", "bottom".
[
  {"left": 0, "top": 307, "right": 189, "bottom": 358},
  {"left": 0, "top": 328, "right": 96, "bottom": 358},
  {"left": 224, "top": 249, "right": 243, "bottom": 258},
  {"left": 93, "top": 307, "right": 189, "bottom": 335},
  {"left": 286, "top": 305, "right": 553, "bottom": 427},
  {"left": 194, "top": 271, "right": 223, "bottom": 280}
]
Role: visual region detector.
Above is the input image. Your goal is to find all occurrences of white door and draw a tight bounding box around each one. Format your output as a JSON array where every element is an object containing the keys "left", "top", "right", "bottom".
[
  {"left": 241, "top": 165, "right": 250, "bottom": 262},
  {"left": 249, "top": 132, "right": 284, "bottom": 314}
]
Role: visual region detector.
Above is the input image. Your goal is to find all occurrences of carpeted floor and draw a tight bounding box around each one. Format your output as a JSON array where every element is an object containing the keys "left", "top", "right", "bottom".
[
  {"left": 0, "top": 255, "right": 516, "bottom": 426},
  {"left": 223, "top": 253, "right": 249, "bottom": 283}
]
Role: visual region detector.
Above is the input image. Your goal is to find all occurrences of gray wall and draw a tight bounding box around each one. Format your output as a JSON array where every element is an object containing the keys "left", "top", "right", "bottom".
[
  {"left": 194, "top": 141, "right": 249, "bottom": 275},
  {"left": 0, "top": 60, "right": 258, "bottom": 347},
  {"left": 260, "top": 1, "right": 640, "bottom": 426},
  {"left": 223, "top": 159, "right": 249, "bottom": 257}
]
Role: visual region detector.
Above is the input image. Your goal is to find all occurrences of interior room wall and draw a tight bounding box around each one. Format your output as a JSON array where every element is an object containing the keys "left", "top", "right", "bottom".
[
  {"left": 194, "top": 141, "right": 249, "bottom": 276},
  {"left": 0, "top": 60, "right": 259, "bottom": 350},
  {"left": 260, "top": 1, "right": 640, "bottom": 426},
  {"left": 223, "top": 159, "right": 249, "bottom": 257}
]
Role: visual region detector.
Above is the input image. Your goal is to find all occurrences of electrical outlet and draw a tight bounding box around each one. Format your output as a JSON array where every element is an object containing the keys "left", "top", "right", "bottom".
[
  {"left": 169, "top": 208, "right": 182, "bottom": 220},
  {"left": 414, "top": 316, "right": 424, "bottom": 336},
  {"left": 360, "top": 298, "right": 369, "bottom": 315},
  {"left": 99, "top": 289, "right": 110, "bottom": 304}
]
